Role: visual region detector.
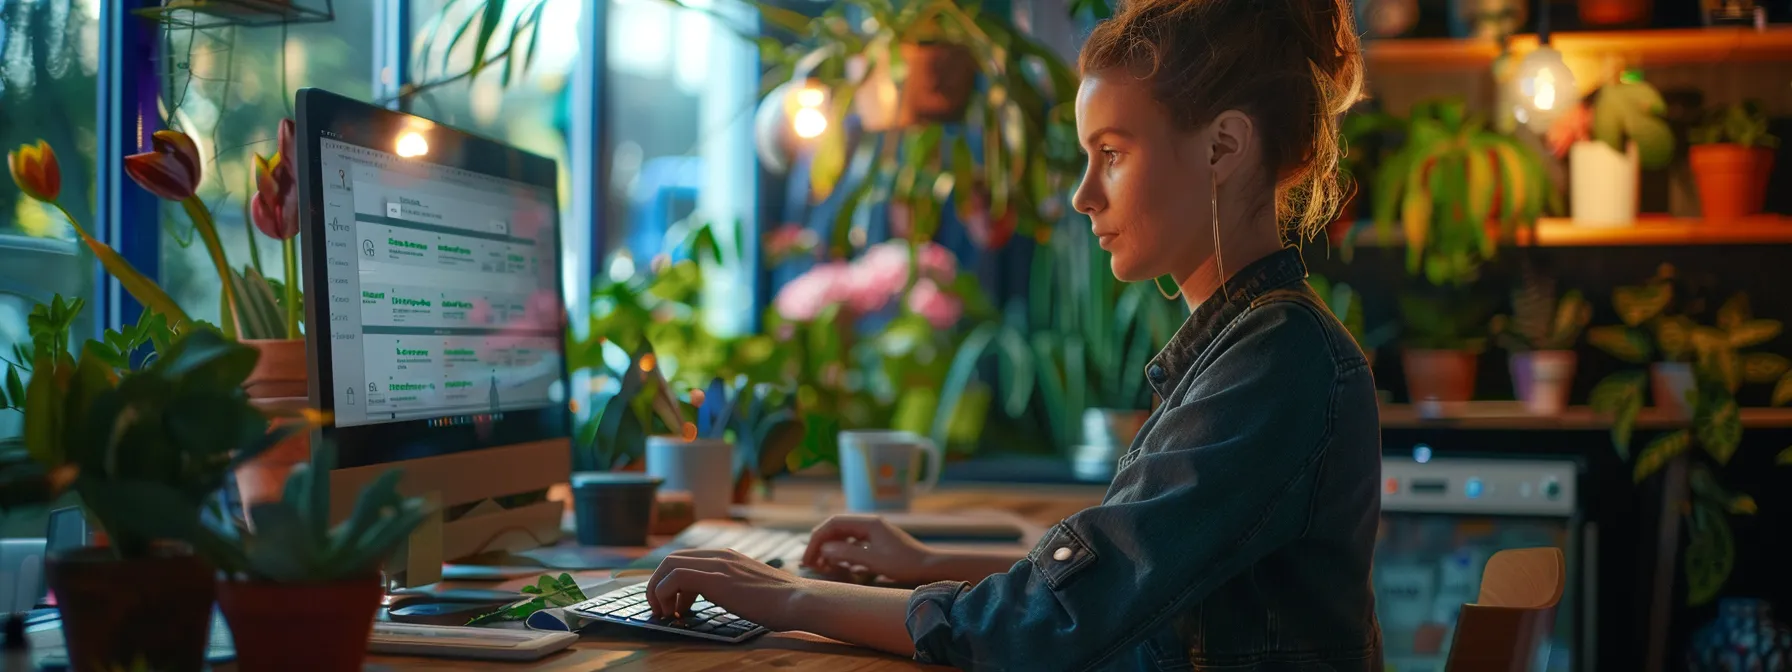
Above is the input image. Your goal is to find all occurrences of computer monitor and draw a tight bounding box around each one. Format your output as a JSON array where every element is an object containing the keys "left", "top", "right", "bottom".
[{"left": 294, "top": 88, "right": 572, "bottom": 584}]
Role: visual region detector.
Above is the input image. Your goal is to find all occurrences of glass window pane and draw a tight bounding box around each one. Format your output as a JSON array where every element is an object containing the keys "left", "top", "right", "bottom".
[
  {"left": 406, "top": 0, "right": 584, "bottom": 310},
  {"left": 603, "top": 0, "right": 757, "bottom": 335},
  {"left": 156, "top": 5, "right": 375, "bottom": 329},
  {"left": 0, "top": 0, "right": 101, "bottom": 441}
]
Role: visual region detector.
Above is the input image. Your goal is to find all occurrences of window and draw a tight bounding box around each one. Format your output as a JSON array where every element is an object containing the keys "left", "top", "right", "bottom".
[
  {"left": 406, "top": 0, "right": 586, "bottom": 311},
  {"left": 603, "top": 0, "right": 759, "bottom": 335},
  {"left": 156, "top": 5, "right": 376, "bottom": 329},
  {"left": 0, "top": 0, "right": 101, "bottom": 441}
]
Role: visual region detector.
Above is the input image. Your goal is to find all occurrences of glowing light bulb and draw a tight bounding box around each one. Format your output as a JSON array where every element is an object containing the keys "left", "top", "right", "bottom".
[
  {"left": 1531, "top": 68, "right": 1557, "bottom": 111},
  {"left": 792, "top": 108, "right": 828, "bottom": 139},
  {"left": 396, "top": 131, "right": 429, "bottom": 158},
  {"left": 795, "top": 86, "right": 826, "bottom": 108}
]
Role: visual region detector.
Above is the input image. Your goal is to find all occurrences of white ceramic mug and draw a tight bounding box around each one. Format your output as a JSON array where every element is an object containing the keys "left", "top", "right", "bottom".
[
  {"left": 838, "top": 430, "right": 942, "bottom": 512},
  {"left": 646, "top": 437, "right": 734, "bottom": 520}
]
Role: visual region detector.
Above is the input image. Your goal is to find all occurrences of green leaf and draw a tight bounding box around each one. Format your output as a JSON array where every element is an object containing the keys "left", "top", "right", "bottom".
[
  {"left": 1587, "top": 326, "right": 1651, "bottom": 363},
  {"left": 1633, "top": 429, "right": 1690, "bottom": 483},
  {"left": 4, "top": 366, "right": 23, "bottom": 409},
  {"left": 1613, "top": 283, "right": 1672, "bottom": 327},
  {"left": 467, "top": 0, "right": 508, "bottom": 81},
  {"left": 1727, "top": 319, "right": 1782, "bottom": 349},
  {"left": 1742, "top": 353, "right": 1790, "bottom": 384},
  {"left": 1777, "top": 446, "right": 1792, "bottom": 465},
  {"left": 1695, "top": 398, "right": 1742, "bottom": 466},
  {"left": 1591, "top": 370, "right": 1647, "bottom": 457},
  {"left": 1716, "top": 294, "right": 1751, "bottom": 331},
  {"left": 1656, "top": 316, "right": 1695, "bottom": 361},
  {"left": 1683, "top": 502, "right": 1734, "bottom": 607},
  {"left": 950, "top": 136, "right": 977, "bottom": 223},
  {"left": 1774, "top": 373, "right": 1792, "bottom": 407}
]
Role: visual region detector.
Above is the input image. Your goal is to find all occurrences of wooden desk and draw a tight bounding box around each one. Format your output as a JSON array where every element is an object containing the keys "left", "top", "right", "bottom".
[{"left": 361, "top": 483, "right": 1107, "bottom": 671}]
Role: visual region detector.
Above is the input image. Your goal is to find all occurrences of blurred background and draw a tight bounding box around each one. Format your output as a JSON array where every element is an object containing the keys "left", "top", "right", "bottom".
[{"left": 4, "top": 0, "right": 1792, "bottom": 669}]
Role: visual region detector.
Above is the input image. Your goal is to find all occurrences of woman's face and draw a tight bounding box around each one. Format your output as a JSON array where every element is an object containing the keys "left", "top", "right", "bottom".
[{"left": 1070, "top": 73, "right": 1214, "bottom": 284}]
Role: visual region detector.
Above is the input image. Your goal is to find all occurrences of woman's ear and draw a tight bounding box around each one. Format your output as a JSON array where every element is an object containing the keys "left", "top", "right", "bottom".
[{"left": 1206, "top": 110, "right": 1256, "bottom": 186}]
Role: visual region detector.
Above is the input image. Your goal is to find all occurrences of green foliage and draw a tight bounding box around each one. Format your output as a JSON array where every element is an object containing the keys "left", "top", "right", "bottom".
[
  {"left": 1491, "top": 271, "right": 1591, "bottom": 351},
  {"left": 1373, "top": 98, "right": 1556, "bottom": 286},
  {"left": 1309, "top": 275, "right": 1396, "bottom": 355},
  {"left": 228, "top": 266, "right": 292, "bottom": 340},
  {"left": 406, "top": 0, "right": 556, "bottom": 102},
  {"left": 1689, "top": 100, "right": 1779, "bottom": 149},
  {"left": 466, "top": 573, "right": 588, "bottom": 626},
  {"left": 2, "top": 295, "right": 84, "bottom": 414},
  {"left": 1590, "top": 76, "right": 1676, "bottom": 169},
  {"left": 202, "top": 461, "right": 428, "bottom": 583},
  {"left": 1397, "top": 288, "right": 1495, "bottom": 352},
  {"left": 20, "top": 329, "right": 308, "bottom": 559}
]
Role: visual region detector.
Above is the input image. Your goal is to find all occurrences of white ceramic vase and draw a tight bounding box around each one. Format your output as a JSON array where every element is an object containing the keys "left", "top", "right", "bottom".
[{"left": 1570, "top": 140, "right": 1640, "bottom": 227}]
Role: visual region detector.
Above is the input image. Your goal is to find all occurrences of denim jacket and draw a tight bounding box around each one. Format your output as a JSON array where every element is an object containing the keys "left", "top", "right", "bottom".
[{"left": 906, "top": 247, "right": 1383, "bottom": 671}]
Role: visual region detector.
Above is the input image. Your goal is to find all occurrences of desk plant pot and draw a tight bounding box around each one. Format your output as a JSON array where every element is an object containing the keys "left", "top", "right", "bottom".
[
  {"left": 237, "top": 396, "right": 312, "bottom": 511},
  {"left": 1690, "top": 144, "right": 1775, "bottom": 223},
  {"left": 217, "top": 576, "right": 383, "bottom": 672},
  {"left": 45, "top": 545, "right": 215, "bottom": 672},
  {"left": 1510, "top": 351, "right": 1577, "bottom": 415},
  {"left": 242, "top": 338, "right": 307, "bottom": 398},
  {"left": 235, "top": 339, "right": 311, "bottom": 509},
  {"left": 851, "top": 42, "right": 977, "bottom": 131},
  {"left": 571, "top": 472, "right": 662, "bottom": 546},
  {"left": 1651, "top": 362, "right": 1697, "bottom": 418},
  {"left": 1403, "top": 349, "right": 1478, "bottom": 403}
]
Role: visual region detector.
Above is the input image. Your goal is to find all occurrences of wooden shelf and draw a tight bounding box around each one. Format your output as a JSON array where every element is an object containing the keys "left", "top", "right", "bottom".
[
  {"left": 1365, "top": 27, "right": 1792, "bottom": 71},
  {"left": 1380, "top": 402, "right": 1792, "bottom": 430},
  {"left": 1349, "top": 216, "right": 1792, "bottom": 247}
]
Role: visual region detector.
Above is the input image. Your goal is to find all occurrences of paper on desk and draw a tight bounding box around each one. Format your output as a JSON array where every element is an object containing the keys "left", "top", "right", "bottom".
[{"left": 524, "top": 575, "right": 639, "bottom": 633}]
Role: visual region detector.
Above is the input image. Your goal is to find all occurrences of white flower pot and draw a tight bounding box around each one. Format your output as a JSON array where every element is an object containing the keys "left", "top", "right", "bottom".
[
  {"left": 1510, "top": 350, "right": 1577, "bottom": 415},
  {"left": 1570, "top": 140, "right": 1640, "bottom": 227}
]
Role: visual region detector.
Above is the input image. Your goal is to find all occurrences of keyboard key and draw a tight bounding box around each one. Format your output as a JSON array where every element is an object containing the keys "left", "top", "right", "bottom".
[
  {"left": 693, "top": 622, "right": 718, "bottom": 633},
  {"left": 629, "top": 611, "right": 657, "bottom": 623},
  {"left": 735, "top": 620, "right": 758, "bottom": 629},
  {"left": 691, "top": 601, "right": 714, "bottom": 612},
  {"left": 613, "top": 604, "right": 650, "bottom": 618}
]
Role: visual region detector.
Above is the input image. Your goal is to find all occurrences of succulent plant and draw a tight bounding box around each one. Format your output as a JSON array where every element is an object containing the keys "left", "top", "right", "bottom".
[
  {"left": 202, "top": 459, "right": 428, "bottom": 583},
  {"left": 1491, "top": 270, "right": 1591, "bottom": 351},
  {"left": 1689, "top": 100, "right": 1780, "bottom": 149}
]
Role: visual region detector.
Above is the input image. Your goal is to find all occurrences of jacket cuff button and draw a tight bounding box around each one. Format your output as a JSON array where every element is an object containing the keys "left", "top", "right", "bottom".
[{"left": 1052, "top": 546, "right": 1072, "bottom": 562}]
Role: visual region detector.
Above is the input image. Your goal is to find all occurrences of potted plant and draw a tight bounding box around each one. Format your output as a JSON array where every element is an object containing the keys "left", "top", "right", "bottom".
[
  {"left": 1689, "top": 100, "right": 1780, "bottom": 223},
  {"left": 17, "top": 328, "right": 307, "bottom": 671},
  {"left": 1309, "top": 274, "right": 1397, "bottom": 367},
  {"left": 1547, "top": 72, "right": 1675, "bottom": 228},
  {"left": 1491, "top": 269, "right": 1591, "bottom": 415},
  {"left": 1331, "top": 110, "right": 1404, "bottom": 250},
  {"left": 1588, "top": 265, "right": 1788, "bottom": 419},
  {"left": 1398, "top": 289, "right": 1496, "bottom": 404},
  {"left": 1591, "top": 305, "right": 1792, "bottom": 607},
  {"left": 1373, "top": 98, "right": 1556, "bottom": 287},
  {"left": 205, "top": 461, "right": 428, "bottom": 671}
]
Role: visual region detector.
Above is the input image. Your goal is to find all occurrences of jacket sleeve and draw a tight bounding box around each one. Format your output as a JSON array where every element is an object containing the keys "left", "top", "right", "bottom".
[{"left": 906, "top": 303, "right": 1344, "bottom": 671}]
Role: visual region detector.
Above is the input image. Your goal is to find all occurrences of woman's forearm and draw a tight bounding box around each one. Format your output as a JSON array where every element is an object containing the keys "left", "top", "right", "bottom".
[
  {"left": 788, "top": 582, "right": 917, "bottom": 658},
  {"left": 924, "top": 549, "right": 1025, "bottom": 584}
]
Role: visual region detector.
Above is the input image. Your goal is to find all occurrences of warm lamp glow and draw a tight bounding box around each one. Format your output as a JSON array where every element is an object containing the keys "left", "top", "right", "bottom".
[
  {"left": 1512, "top": 46, "right": 1577, "bottom": 132},
  {"left": 792, "top": 108, "right": 828, "bottom": 139},
  {"left": 396, "top": 131, "right": 429, "bottom": 158},
  {"left": 795, "top": 87, "right": 826, "bottom": 108}
]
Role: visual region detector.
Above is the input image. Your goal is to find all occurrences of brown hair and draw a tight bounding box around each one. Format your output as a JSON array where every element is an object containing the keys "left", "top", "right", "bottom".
[{"left": 1079, "top": 0, "right": 1365, "bottom": 241}]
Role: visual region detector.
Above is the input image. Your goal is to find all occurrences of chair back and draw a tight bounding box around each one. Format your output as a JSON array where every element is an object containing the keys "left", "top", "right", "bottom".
[{"left": 1445, "top": 547, "right": 1566, "bottom": 672}]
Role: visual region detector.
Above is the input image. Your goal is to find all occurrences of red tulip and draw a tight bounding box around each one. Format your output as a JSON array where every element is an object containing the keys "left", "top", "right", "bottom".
[
  {"left": 277, "top": 118, "right": 295, "bottom": 162},
  {"left": 8, "top": 140, "right": 61, "bottom": 203},
  {"left": 251, "top": 149, "right": 298, "bottom": 239},
  {"left": 125, "top": 130, "right": 202, "bottom": 201}
]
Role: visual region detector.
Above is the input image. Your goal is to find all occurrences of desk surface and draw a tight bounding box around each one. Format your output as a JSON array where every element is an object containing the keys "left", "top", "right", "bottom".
[{"left": 362, "top": 483, "right": 1107, "bottom": 671}]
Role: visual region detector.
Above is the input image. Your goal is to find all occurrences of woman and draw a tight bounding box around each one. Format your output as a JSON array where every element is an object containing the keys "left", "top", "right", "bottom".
[{"left": 644, "top": 0, "right": 1382, "bottom": 668}]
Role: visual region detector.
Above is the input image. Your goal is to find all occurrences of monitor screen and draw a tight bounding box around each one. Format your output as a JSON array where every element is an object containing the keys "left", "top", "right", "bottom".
[{"left": 298, "top": 88, "right": 569, "bottom": 469}]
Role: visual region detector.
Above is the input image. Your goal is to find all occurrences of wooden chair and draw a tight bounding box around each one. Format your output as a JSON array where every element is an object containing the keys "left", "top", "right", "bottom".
[{"left": 1445, "top": 547, "right": 1566, "bottom": 672}]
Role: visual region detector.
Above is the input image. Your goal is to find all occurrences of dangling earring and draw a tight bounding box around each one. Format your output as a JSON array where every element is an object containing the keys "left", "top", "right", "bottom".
[
  {"left": 1155, "top": 275, "right": 1182, "bottom": 300},
  {"left": 1212, "top": 176, "right": 1228, "bottom": 299}
]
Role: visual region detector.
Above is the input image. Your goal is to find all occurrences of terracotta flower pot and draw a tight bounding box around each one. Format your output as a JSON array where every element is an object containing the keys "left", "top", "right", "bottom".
[
  {"left": 242, "top": 338, "right": 307, "bottom": 399},
  {"left": 1751, "top": 147, "right": 1775, "bottom": 215},
  {"left": 217, "top": 576, "right": 383, "bottom": 672},
  {"left": 1510, "top": 350, "right": 1577, "bottom": 415},
  {"left": 1652, "top": 362, "right": 1697, "bottom": 419},
  {"left": 1403, "top": 349, "right": 1479, "bottom": 403},
  {"left": 850, "top": 42, "right": 977, "bottom": 131},
  {"left": 1691, "top": 144, "right": 1769, "bottom": 223},
  {"left": 45, "top": 546, "right": 216, "bottom": 672},
  {"left": 237, "top": 395, "right": 312, "bottom": 511}
]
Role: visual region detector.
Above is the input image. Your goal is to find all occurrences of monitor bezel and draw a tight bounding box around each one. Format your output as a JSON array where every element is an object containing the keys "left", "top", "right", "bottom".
[{"left": 295, "top": 87, "right": 571, "bottom": 470}]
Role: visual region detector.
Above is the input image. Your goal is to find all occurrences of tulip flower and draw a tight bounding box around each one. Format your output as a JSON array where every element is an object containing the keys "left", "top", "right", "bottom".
[
  {"left": 7, "top": 140, "right": 60, "bottom": 203},
  {"left": 5, "top": 140, "right": 190, "bottom": 326},
  {"left": 250, "top": 119, "right": 302, "bottom": 338},
  {"left": 127, "top": 129, "right": 237, "bottom": 336},
  {"left": 124, "top": 130, "right": 202, "bottom": 201}
]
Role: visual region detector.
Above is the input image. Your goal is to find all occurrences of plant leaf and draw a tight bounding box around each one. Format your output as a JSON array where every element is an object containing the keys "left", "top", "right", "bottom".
[
  {"left": 1773, "top": 373, "right": 1792, "bottom": 407},
  {"left": 1727, "top": 319, "right": 1782, "bottom": 349},
  {"left": 1695, "top": 398, "right": 1742, "bottom": 466},
  {"left": 1716, "top": 293, "right": 1751, "bottom": 331},
  {"left": 1588, "top": 326, "right": 1651, "bottom": 363},
  {"left": 1633, "top": 429, "right": 1690, "bottom": 483},
  {"left": 1683, "top": 501, "right": 1733, "bottom": 607},
  {"left": 1776, "top": 446, "right": 1792, "bottom": 465},
  {"left": 1742, "top": 353, "right": 1790, "bottom": 384},
  {"left": 1614, "top": 283, "right": 1672, "bottom": 327},
  {"left": 1591, "top": 370, "right": 1647, "bottom": 457},
  {"left": 1655, "top": 316, "right": 1695, "bottom": 361}
]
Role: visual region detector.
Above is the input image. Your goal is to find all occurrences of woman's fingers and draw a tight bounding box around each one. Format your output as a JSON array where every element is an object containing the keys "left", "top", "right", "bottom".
[
  {"left": 816, "top": 539, "right": 878, "bottom": 571},
  {"left": 650, "top": 568, "right": 725, "bottom": 619},
  {"left": 646, "top": 553, "right": 733, "bottom": 616},
  {"left": 803, "top": 515, "right": 883, "bottom": 568}
]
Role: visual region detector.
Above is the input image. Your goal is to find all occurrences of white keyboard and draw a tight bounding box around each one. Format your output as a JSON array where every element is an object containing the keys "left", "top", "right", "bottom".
[{"left": 629, "top": 522, "right": 810, "bottom": 570}]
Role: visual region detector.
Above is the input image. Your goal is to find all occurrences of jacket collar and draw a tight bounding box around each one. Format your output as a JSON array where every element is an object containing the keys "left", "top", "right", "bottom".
[{"left": 1144, "top": 246, "right": 1310, "bottom": 399}]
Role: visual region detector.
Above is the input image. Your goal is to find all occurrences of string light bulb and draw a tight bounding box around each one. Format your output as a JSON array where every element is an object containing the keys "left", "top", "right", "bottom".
[{"left": 1510, "top": 0, "right": 1578, "bottom": 132}]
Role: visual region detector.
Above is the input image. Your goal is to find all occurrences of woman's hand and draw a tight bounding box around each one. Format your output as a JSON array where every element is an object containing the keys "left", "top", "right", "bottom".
[
  {"left": 645, "top": 549, "right": 810, "bottom": 630},
  {"left": 801, "top": 514, "right": 941, "bottom": 585}
]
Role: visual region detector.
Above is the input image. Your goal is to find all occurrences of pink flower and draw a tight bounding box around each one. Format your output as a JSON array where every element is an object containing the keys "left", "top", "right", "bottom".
[
  {"left": 762, "top": 224, "right": 816, "bottom": 263},
  {"left": 774, "top": 262, "right": 851, "bottom": 321},
  {"left": 907, "top": 278, "right": 963, "bottom": 329},
  {"left": 915, "top": 242, "right": 957, "bottom": 281}
]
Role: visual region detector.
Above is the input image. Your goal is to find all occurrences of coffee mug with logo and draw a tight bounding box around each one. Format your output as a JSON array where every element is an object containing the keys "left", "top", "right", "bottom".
[{"left": 838, "top": 430, "right": 942, "bottom": 512}]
